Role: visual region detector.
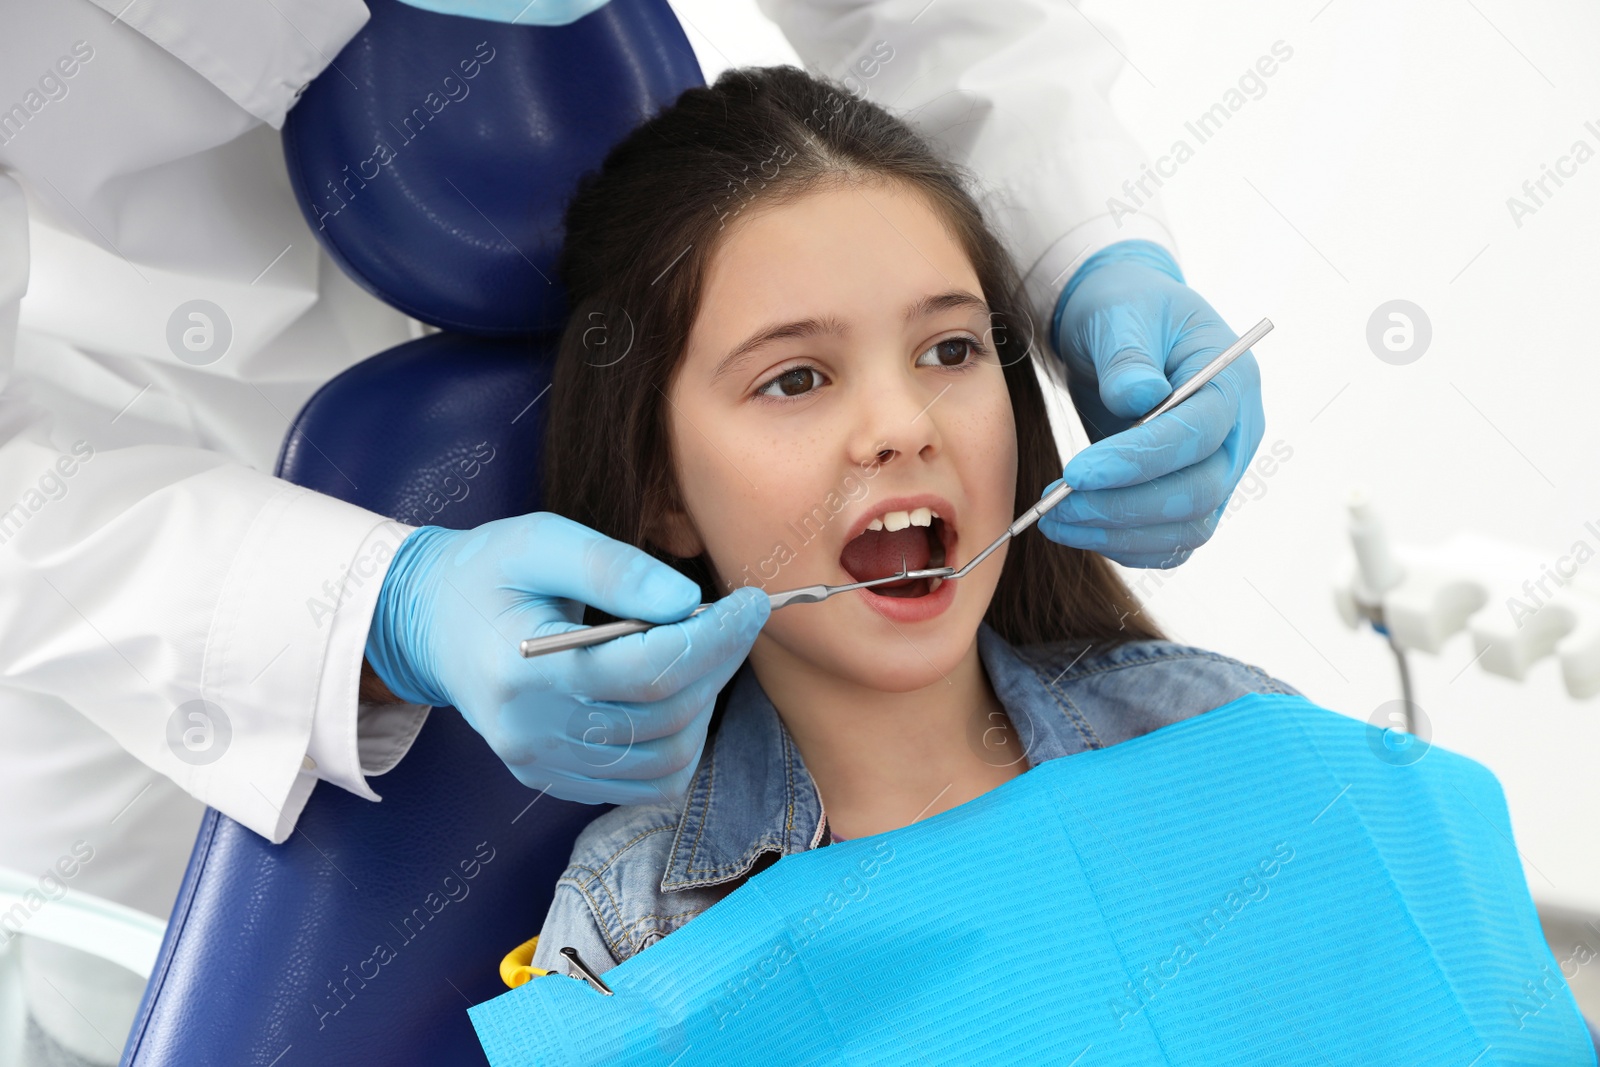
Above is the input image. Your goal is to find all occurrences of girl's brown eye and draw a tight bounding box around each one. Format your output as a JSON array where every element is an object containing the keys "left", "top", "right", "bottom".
[
  {"left": 760, "top": 366, "right": 820, "bottom": 398},
  {"left": 922, "top": 338, "right": 976, "bottom": 367}
]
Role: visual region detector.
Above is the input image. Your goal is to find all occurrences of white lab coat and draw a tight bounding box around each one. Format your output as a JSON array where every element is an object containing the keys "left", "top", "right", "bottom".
[{"left": 0, "top": 0, "right": 1176, "bottom": 927}]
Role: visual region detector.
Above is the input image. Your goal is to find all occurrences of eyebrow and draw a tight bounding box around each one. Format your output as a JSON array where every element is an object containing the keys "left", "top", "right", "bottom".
[{"left": 708, "top": 289, "right": 992, "bottom": 385}]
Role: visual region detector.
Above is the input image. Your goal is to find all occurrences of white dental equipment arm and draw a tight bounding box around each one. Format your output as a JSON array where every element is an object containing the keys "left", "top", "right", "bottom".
[{"left": 1333, "top": 491, "right": 1600, "bottom": 704}]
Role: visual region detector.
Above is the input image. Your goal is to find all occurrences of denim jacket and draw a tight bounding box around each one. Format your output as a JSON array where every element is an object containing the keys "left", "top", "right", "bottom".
[{"left": 529, "top": 622, "right": 1302, "bottom": 976}]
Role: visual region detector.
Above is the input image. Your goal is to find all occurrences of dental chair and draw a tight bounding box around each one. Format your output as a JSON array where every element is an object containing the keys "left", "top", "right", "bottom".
[{"left": 119, "top": 2, "right": 703, "bottom": 1063}]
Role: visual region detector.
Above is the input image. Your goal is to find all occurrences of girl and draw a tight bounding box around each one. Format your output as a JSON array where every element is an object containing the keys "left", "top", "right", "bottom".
[{"left": 522, "top": 65, "right": 1297, "bottom": 978}]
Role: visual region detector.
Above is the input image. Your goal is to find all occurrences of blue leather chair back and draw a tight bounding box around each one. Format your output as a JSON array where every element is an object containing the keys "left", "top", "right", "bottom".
[{"left": 122, "top": 0, "right": 706, "bottom": 1059}]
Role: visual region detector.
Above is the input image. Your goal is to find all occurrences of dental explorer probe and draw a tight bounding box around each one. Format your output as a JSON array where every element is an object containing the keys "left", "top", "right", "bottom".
[
  {"left": 518, "top": 553, "right": 948, "bottom": 658},
  {"left": 942, "top": 316, "right": 1275, "bottom": 582}
]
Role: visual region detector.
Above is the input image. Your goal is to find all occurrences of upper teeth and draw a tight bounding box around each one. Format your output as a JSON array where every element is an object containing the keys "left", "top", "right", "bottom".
[{"left": 867, "top": 506, "right": 939, "bottom": 532}]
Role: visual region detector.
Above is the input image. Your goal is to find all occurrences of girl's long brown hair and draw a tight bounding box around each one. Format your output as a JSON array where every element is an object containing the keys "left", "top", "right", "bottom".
[{"left": 543, "top": 65, "right": 1162, "bottom": 648}]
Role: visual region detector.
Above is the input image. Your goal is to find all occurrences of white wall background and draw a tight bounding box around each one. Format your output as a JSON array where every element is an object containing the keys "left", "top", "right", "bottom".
[{"left": 668, "top": 0, "right": 1600, "bottom": 915}]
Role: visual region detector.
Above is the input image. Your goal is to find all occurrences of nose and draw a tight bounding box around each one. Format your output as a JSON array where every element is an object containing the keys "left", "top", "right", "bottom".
[{"left": 848, "top": 360, "right": 945, "bottom": 470}]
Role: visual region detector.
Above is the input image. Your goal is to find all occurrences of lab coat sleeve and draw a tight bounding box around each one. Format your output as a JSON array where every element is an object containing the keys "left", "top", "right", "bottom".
[
  {"left": 0, "top": 413, "right": 431, "bottom": 844},
  {"left": 79, "top": 0, "right": 370, "bottom": 129},
  {"left": 754, "top": 0, "right": 1179, "bottom": 343}
]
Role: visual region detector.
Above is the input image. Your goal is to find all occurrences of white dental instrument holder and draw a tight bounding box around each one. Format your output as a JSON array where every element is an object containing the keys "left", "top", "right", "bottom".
[{"left": 1332, "top": 488, "right": 1600, "bottom": 700}]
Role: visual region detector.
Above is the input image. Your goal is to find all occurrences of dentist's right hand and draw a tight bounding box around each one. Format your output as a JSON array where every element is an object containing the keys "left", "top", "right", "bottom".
[{"left": 363, "top": 513, "right": 771, "bottom": 805}]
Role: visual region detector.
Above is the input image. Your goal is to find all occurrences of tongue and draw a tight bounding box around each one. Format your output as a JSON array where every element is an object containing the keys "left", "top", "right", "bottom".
[{"left": 840, "top": 525, "right": 931, "bottom": 583}]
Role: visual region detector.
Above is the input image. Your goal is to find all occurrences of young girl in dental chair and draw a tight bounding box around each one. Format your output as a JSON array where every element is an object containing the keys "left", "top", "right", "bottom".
[{"left": 518, "top": 64, "right": 1299, "bottom": 979}]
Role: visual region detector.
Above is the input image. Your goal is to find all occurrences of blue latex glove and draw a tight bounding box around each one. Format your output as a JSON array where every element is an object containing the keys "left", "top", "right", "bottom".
[
  {"left": 1040, "top": 239, "right": 1265, "bottom": 568},
  {"left": 366, "top": 514, "right": 770, "bottom": 805}
]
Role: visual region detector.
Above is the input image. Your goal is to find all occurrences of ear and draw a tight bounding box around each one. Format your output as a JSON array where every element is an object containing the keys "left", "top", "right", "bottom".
[{"left": 646, "top": 499, "right": 704, "bottom": 559}]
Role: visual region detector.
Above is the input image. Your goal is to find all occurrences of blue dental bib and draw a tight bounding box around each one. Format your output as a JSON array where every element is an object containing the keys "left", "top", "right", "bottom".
[{"left": 471, "top": 693, "right": 1596, "bottom": 1066}]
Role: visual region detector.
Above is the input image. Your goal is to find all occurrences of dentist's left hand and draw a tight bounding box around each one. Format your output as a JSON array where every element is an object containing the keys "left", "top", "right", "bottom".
[
  {"left": 1041, "top": 239, "right": 1265, "bottom": 568},
  {"left": 363, "top": 513, "right": 770, "bottom": 805}
]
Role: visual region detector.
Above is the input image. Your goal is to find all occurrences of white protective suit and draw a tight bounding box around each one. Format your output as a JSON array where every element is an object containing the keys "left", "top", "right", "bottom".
[{"left": 0, "top": 0, "right": 1171, "bottom": 1057}]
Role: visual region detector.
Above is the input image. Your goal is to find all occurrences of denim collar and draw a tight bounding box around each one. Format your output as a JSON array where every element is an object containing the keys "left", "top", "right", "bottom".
[{"left": 660, "top": 621, "right": 1092, "bottom": 892}]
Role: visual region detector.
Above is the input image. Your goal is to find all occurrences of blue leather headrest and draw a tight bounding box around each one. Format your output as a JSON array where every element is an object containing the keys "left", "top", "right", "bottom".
[{"left": 282, "top": 0, "right": 703, "bottom": 336}]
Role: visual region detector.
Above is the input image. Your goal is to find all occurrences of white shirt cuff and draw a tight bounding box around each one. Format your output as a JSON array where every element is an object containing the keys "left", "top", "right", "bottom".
[
  {"left": 302, "top": 520, "right": 432, "bottom": 804},
  {"left": 195, "top": 481, "right": 414, "bottom": 843}
]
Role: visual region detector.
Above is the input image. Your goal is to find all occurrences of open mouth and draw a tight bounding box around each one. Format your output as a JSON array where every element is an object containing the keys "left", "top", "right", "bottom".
[{"left": 839, "top": 505, "right": 953, "bottom": 599}]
